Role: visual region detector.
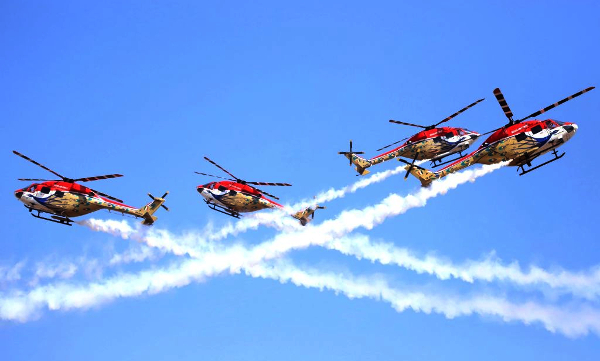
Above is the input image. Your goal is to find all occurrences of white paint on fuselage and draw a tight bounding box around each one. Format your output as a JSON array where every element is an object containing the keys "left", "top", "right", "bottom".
[
  {"left": 199, "top": 188, "right": 228, "bottom": 207},
  {"left": 431, "top": 134, "right": 477, "bottom": 162},
  {"left": 18, "top": 191, "right": 56, "bottom": 214},
  {"left": 530, "top": 123, "right": 578, "bottom": 158}
]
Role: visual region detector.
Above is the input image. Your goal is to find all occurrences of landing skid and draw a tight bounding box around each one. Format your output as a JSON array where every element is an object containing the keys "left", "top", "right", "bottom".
[
  {"left": 27, "top": 207, "right": 73, "bottom": 226},
  {"left": 518, "top": 148, "right": 565, "bottom": 176},
  {"left": 205, "top": 200, "right": 240, "bottom": 219},
  {"left": 430, "top": 152, "right": 464, "bottom": 168}
]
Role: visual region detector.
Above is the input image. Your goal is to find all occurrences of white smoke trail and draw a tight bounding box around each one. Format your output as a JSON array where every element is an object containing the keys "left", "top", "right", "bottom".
[
  {"left": 2, "top": 251, "right": 599, "bottom": 337},
  {"left": 81, "top": 164, "right": 507, "bottom": 265},
  {"left": 198, "top": 162, "right": 425, "bottom": 241},
  {"left": 326, "top": 234, "right": 600, "bottom": 301},
  {"left": 0, "top": 261, "right": 26, "bottom": 284},
  {"left": 245, "top": 259, "right": 600, "bottom": 338},
  {"left": 4, "top": 164, "right": 547, "bottom": 327},
  {"left": 289, "top": 161, "right": 426, "bottom": 210}
]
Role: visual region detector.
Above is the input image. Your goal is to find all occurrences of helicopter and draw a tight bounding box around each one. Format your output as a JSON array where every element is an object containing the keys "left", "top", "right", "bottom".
[
  {"left": 405, "top": 86, "right": 595, "bottom": 187},
  {"left": 12, "top": 151, "right": 169, "bottom": 226},
  {"left": 196, "top": 157, "right": 324, "bottom": 226},
  {"left": 339, "top": 98, "right": 484, "bottom": 176}
]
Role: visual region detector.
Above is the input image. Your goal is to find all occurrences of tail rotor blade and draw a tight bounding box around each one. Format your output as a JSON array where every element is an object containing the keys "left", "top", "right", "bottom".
[
  {"left": 518, "top": 86, "right": 595, "bottom": 122},
  {"left": 338, "top": 140, "right": 364, "bottom": 166}
]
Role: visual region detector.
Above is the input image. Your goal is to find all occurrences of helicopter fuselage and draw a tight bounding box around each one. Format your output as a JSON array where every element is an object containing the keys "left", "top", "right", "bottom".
[
  {"left": 197, "top": 181, "right": 283, "bottom": 215},
  {"left": 14, "top": 181, "right": 138, "bottom": 218},
  {"left": 372, "top": 127, "right": 480, "bottom": 164},
  {"left": 407, "top": 119, "right": 578, "bottom": 187}
]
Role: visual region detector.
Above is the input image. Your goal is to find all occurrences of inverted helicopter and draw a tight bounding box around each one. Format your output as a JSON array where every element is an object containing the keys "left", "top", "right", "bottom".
[
  {"left": 339, "top": 98, "right": 484, "bottom": 176},
  {"left": 196, "top": 157, "right": 324, "bottom": 226},
  {"left": 406, "top": 86, "right": 595, "bottom": 187},
  {"left": 12, "top": 151, "right": 169, "bottom": 226}
]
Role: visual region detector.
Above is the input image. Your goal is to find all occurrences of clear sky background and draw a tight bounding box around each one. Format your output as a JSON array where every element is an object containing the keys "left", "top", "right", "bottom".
[{"left": 1, "top": 1, "right": 600, "bottom": 360}]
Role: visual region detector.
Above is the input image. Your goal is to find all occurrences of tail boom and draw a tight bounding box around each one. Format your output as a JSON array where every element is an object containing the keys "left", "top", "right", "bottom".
[
  {"left": 292, "top": 204, "right": 325, "bottom": 226},
  {"left": 342, "top": 153, "right": 371, "bottom": 176}
]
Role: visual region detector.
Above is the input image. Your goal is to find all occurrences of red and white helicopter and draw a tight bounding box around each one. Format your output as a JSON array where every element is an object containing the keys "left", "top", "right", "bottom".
[
  {"left": 196, "top": 157, "right": 324, "bottom": 226},
  {"left": 406, "top": 86, "right": 595, "bottom": 186},
  {"left": 12, "top": 151, "right": 169, "bottom": 226},
  {"left": 339, "top": 98, "right": 484, "bottom": 176}
]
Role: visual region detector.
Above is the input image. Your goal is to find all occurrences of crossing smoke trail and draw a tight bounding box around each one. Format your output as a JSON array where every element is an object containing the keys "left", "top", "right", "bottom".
[
  {"left": 8, "top": 163, "right": 600, "bottom": 335},
  {"left": 1, "top": 250, "right": 599, "bottom": 337},
  {"left": 199, "top": 162, "right": 427, "bottom": 241},
  {"left": 58, "top": 165, "right": 600, "bottom": 336},
  {"left": 79, "top": 163, "right": 413, "bottom": 243},
  {"left": 80, "top": 163, "right": 508, "bottom": 264}
]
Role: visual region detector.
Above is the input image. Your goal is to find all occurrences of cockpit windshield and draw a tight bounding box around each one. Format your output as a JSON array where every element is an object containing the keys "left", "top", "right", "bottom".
[
  {"left": 545, "top": 120, "right": 563, "bottom": 129},
  {"left": 28, "top": 185, "right": 36, "bottom": 192}
]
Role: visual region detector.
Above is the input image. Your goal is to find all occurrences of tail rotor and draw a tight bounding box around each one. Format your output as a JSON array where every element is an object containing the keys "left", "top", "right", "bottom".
[
  {"left": 338, "top": 140, "right": 364, "bottom": 166},
  {"left": 148, "top": 191, "right": 170, "bottom": 211}
]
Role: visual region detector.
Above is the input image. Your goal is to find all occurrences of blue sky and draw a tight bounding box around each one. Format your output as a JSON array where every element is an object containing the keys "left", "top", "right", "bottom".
[{"left": 1, "top": 1, "right": 600, "bottom": 360}]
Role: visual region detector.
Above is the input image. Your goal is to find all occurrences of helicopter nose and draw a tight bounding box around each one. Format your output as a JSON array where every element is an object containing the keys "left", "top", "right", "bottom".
[
  {"left": 197, "top": 187, "right": 204, "bottom": 193},
  {"left": 14, "top": 191, "right": 23, "bottom": 199},
  {"left": 470, "top": 134, "right": 479, "bottom": 140},
  {"left": 564, "top": 124, "right": 577, "bottom": 133}
]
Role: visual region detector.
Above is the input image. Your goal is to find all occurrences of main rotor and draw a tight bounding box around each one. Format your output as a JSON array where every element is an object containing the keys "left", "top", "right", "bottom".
[
  {"left": 389, "top": 98, "right": 485, "bottom": 131},
  {"left": 480, "top": 86, "right": 595, "bottom": 136},
  {"left": 195, "top": 156, "right": 291, "bottom": 200},
  {"left": 378, "top": 97, "right": 484, "bottom": 151},
  {"left": 13, "top": 150, "right": 125, "bottom": 203}
]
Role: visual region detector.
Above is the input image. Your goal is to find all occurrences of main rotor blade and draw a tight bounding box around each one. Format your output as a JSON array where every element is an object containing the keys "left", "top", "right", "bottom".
[
  {"left": 246, "top": 181, "right": 292, "bottom": 187},
  {"left": 13, "top": 151, "right": 66, "bottom": 180},
  {"left": 194, "top": 171, "right": 232, "bottom": 181},
  {"left": 389, "top": 120, "right": 427, "bottom": 129},
  {"left": 480, "top": 126, "right": 503, "bottom": 136},
  {"left": 251, "top": 186, "right": 280, "bottom": 200},
  {"left": 434, "top": 98, "right": 485, "bottom": 127},
  {"left": 493, "top": 88, "right": 514, "bottom": 122},
  {"left": 375, "top": 137, "right": 410, "bottom": 152},
  {"left": 203, "top": 156, "right": 239, "bottom": 181},
  {"left": 89, "top": 188, "right": 124, "bottom": 203},
  {"left": 74, "top": 174, "right": 123, "bottom": 182},
  {"left": 18, "top": 178, "right": 53, "bottom": 181},
  {"left": 518, "top": 86, "right": 596, "bottom": 122}
]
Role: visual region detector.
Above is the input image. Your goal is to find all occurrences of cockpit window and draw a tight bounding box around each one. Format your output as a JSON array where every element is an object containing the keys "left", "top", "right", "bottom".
[
  {"left": 29, "top": 186, "right": 36, "bottom": 192},
  {"left": 443, "top": 132, "right": 453, "bottom": 138},
  {"left": 40, "top": 186, "right": 51, "bottom": 194},
  {"left": 531, "top": 125, "right": 543, "bottom": 134},
  {"left": 545, "top": 120, "right": 557, "bottom": 129}
]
